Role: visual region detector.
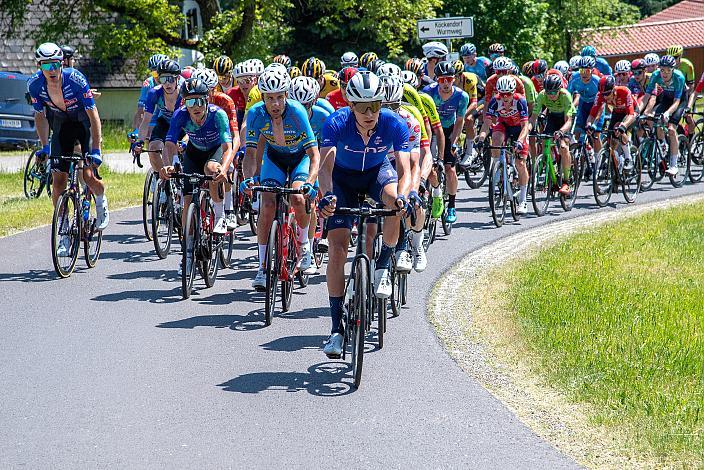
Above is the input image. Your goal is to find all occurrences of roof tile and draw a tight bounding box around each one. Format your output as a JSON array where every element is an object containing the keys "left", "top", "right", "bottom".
[{"left": 639, "top": 0, "right": 704, "bottom": 23}]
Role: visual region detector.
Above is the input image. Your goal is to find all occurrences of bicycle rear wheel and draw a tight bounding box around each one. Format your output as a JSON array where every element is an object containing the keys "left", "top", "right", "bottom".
[
  {"left": 219, "top": 229, "right": 234, "bottom": 269},
  {"left": 201, "top": 202, "right": 219, "bottom": 288},
  {"left": 281, "top": 228, "right": 296, "bottom": 312},
  {"left": 622, "top": 145, "right": 642, "bottom": 204},
  {"left": 181, "top": 203, "right": 198, "bottom": 299},
  {"left": 51, "top": 191, "right": 80, "bottom": 278},
  {"left": 464, "top": 147, "right": 490, "bottom": 189},
  {"left": 83, "top": 193, "right": 103, "bottom": 268},
  {"left": 349, "top": 256, "right": 368, "bottom": 388},
  {"left": 142, "top": 169, "right": 155, "bottom": 241},
  {"left": 531, "top": 153, "right": 551, "bottom": 216},
  {"left": 638, "top": 140, "right": 656, "bottom": 191},
  {"left": 23, "top": 150, "right": 46, "bottom": 199},
  {"left": 489, "top": 158, "right": 506, "bottom": 227},
  {"left": 688, "top": 120, "right": 704, "bottom": 183},
  {"left": 669, "top": 135, "right": 689, "bottom": 188},
  {"left": 593, "top": 149, "right": 614, "bottom": 207},
  {"left": 264, "top": 220, "right": 279, "bottom": 326},
  {"left": 152, "top": 181, "right": 174, "bottom": 259},
  {"left": 560, "top": 154, "right": 580, "bottom": 212}
]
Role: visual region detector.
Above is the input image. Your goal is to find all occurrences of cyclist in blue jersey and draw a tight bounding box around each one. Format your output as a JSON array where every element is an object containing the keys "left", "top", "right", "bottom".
[
  {"left": 460, "top": 43, "right": 490, "bottom": 84},
  {"left": 639, "top": 55, "right": 687, "bottom": 176},
  {"left": 569, "top": 56, "right": 604, "bottom": 156},
  {"left": 289, "top": 75, "right": 332, "bottom": 274},
  {"left": 28, "top": 43, "right": 109, "bottom": 241},
  {"left": 161, "top": 79, "right": 235, "bottom": 249},
  {"left": 422, "top": 61, "right": 469, "bottom": 225},
  {"left": 581, "top": 45, "right": 613, "bottom": 76},
  {"left": 131, "top": 53, "right": 167, "bottom": 136},
  {"left": 241, "top": 68, "right": 321, "bottom": 288},
  {"left": 317, "top": 71, "right": 412, "bottom": 358},
  {"left": 132, "top": 60, "right": 183, "bottom": 174}
]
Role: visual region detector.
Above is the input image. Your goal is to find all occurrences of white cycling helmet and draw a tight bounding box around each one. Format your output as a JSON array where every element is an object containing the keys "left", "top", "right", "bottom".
[
  {"left": 492, "top": 56, "right": 513, "bottom": 72},
  {"left": 246, "top": 58, "right": 265, "bottom": 75},
  {"left": 400, "top": 70, "right": 419, "bottom": 89},
  {"left": 380, "top": 75, "right": 404, "bottom": 104},
  {"left": 553, "top": 60, "right": 569, "bottom": 76},
  {"left": 289, "top": 76, "right": 320, "bottom": 105},
  {"left": 264, "top": 62, "right": 288, "bottom": 73},
  {"left": 35, "top": 42, "right": 63, "bottom": 62},
  {"left": 377, "top": 62, "right": 402, "bottom": 77},
  {"left": 191, "top": 68, "right": 218, "bottom": 89},
  {"left": 422, "top": 41, "right": 448, "bottom": 59},
  {"left": 346, "top": 71, "right": 384, "bottom": 103},
  {"left": 258, "top": 67, "right": 291, "bottom": 94},
  {"left": 569, "top": 55, "right": 582, "bottom": 71},
  {"left": 234, "top": 61, "right": 259, "bottom": 78},
  {"left": 341, "top": 51, "right": 358, "bottom": 67},
  {"left": 643, "top": 53, "right": 660, "bottom": 67},
  {"left": 496, "top": 75, "right": 517, "bottom": 94},
  {"left": 614, "top": 60, "right": 631, "bottom": 73}
]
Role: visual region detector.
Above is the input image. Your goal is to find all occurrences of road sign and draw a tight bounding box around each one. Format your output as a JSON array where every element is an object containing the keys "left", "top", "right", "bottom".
[{"left": 417, "top": 17, "right": 473, "bottom": 40}]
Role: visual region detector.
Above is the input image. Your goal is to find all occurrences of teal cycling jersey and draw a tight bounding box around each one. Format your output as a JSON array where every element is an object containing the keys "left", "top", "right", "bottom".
[
  {"left": 166, "top": 104, "right": 232, "bottom": 151},
  {"left": 245, "top": 100, "right": 317, "bottom": 154},
  {"left": 315, "top": 98, "right": 335, "bottom": 114},
  {"left": 421, "top": 83, "right": 469, "bottom": 128},
  {"left": 309, "top": 105, "right": 331, "bottom": 142},
  {"left": 646, "top": 69, "right": 686, "bottom": 101}
]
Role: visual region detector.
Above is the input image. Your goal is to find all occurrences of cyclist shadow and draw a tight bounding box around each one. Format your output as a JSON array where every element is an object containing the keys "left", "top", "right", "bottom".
[
  {"left": 100, "top": 250, "right": 161, "bottom": 263},
  {"left": 101, "top": 233, "right": 148, "bottom": 246},
  {"left": 260, "top": 334, "right": 330, "bottom": 352},
  {"left": 217, "top": 361, "right": 356, "bottom": 396},
  {"left": 0, "top": 269, "right": 60, "bottom": 283},
  {"left": 91, "top": 286, "right": 183, "bottom": 304},
  {"left": 156, "top": 311, "right": 265, "bottom": 331}
]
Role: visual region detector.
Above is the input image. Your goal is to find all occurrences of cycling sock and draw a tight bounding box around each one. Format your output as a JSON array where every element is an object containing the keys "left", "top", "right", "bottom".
[
  {"left": 519, "top": 185, "right": 528, "bottom": 204},
  {"left": 448, "top": 194, "right": 456, "bottom": 209},
  {"left": 670, "top": 154, "right": 679, "bottom": 167},
  {"left": 223, "top": 189, "right": 233, "bottom": 210},
  {"left": 298, "top": 225, "right": 309, "bottom": 244},
  {"left": 377, "top": 243, "right": 394, "bottom": 270},
  {"left": 622, "top": 143, "right": 631, "bottom": 160},
  {"left": 411, "top": 229, "right": 424, "bottom": 249},
  {"left": 395, "top": 229, "right": 409, "bottom": 252},
  {"left": 432, "top": 185, "right": 442, "bottom": 197},
  {"left": 258, "top": 244, "right": 267, "bottom": 269},
  {"left": 213, "top": 201, "right": 224, "bottom": 220},
  {"left": 329, "top": 296, "right": 344, "bottom": 334},
  {"left": 95, "top": 194, "right": 106, "bottom": 207},
  {"left": 466, "top": 140, "right": 474, "bottom": 155}
]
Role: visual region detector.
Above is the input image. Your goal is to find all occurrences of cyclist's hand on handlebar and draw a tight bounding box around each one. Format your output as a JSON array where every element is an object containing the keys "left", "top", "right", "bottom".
[
  {"left": 177, "top": 139, "right": 187, "bottom": 153},
  {"left": 239, "top": 177, "right": 255, "bottom": 196},
  {"left": 160, "top": 166, "right": 174, "bottom": 180},
  {"left": 300, "top": 182, "right": 318, "bottom": 201},
  {"left": 127, "top": 128, "right": 139, "bottom": 141},
  {"left": 408, "top": 190, "right": 422, "bottom": 210},
  {"left": 36, "top": 143, "right": 50, "bottom": 159},
  {"left": 553, "top": 131, "right": 564, "bottom": 141},
  {"left": 513, "top": 141, "right": 524, "bottom": 152},
  {"left": 213, "top": 165, "right": 227, "bottom": 183},
  {"left": 662, "top": 111, "right": 670, "bottom": 123},
  {"left": 396, "top": 194, "right": 411, "bottom": 215},
  {"left": 474, "top": 139, "right": 484, "bottom": 151},
  {"left": 318, "top": 191, "right": 337, "bottom": 218},
  {"left": 89, "top": 148, "right": 102, "bottom": 167},
  {"left": 130, "top": 140, "right": 144, "bottom": 157}
]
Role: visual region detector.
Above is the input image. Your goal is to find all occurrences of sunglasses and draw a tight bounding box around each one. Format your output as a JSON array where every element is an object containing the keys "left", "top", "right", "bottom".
[
  {"left": 158, "top": 75, "right": 177, "bottom": 84},
  {"left": 351, "top": 101, "right": 382, "bottom": 113},
  {"left": 615, "top": 72, "right": 629, "bottom": 77},
  {"left": 185, "top": 97, "right": 207, "bottom": 108},
  {"left": 237, "top": 76, "right": 255, "bottom": 84},
  {"left": 40, "top": 61, "right": 61, "bottom": 71},
  {"left": 546, "top": 90, "right": 559, "bottom": 96},
  {"left": 437, "top": 76, "right": 454, "bottom": 84},
  {"left": 661, "top": 66, "right": 673, "bottom": 72},
  {"left": 633, "top": 70, "right": 644, "bottom": 76},
  {"left": 217, "top": 74, "right": 230, "bottom": 80},
  {"left": 499, "top": 92, "right": 513, "bottom": 98}
]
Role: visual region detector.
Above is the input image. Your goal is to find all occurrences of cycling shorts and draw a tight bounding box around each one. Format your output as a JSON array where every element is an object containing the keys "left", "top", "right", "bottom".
[
  {"left": 149, "top": 117, "right": 184, "bottom": 143},
  {"left": 327, "top": 159, "right": 398, "bottom": 231},
  {"left": 50, "top": 118, "right": 90, "bottom": 173},
  {"left": 544, "top": 113, "right": 566, "bottom": 135},
  {"left": 182, "top": 143, "right": 223, "bottom": 194},
  {"left": 654, "top": 95, "right": 688, "bottom": 125},
  {"left": 491, "top": 123, "right": 529, "bottom": 158},
  {"left": 575, "top": 101, "right": 603, "bottom": 132},
  {"left": 260, "top": 147, "right": 310, "bottom": 187},
  {"left": 442, "top": 126, "right": 458, "bottom": 165}
]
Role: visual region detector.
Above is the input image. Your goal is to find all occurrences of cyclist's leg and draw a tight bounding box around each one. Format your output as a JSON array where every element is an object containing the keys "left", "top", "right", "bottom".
[
  {"left": 49, "top": 119, "right": 73, "bottom": 207},
  {"left": 288, "top": 153, "right": 311, "bottom": 235},
  {"left": 442, "top": 126, "right": 459, "bottom": 211},
  {"left": 180, "top": 144, "right": 208, "bottom": 231},
  {"left": 375, "top": 160, "right": 401, "bottom": 269},
  {"left": 204, "top": 147, "right": 227, "bottom": 232},
  {"left": 256, "top": 151, "right": 287, "bottom": 273}
]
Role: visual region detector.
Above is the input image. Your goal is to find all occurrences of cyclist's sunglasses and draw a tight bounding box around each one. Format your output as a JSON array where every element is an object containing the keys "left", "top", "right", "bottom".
[
  {"left": 158, "top": 75, "right": 178, "bottom": 84},
  {"left": 615, "top": 72, "right": 629, "bottom": 77},
  {"left": 40, "top": 61, "right": 61, "bottom": 71},
  {"left": 499, "top": 92, "right": 513, "bottom": 98},
  {"left": 546, "top": 90, "right": 559, "bottom": 96},
  {"left": 633, "top": 70, "right": 644, "bottom": 76},
  {"left": 351, "top": 101, "right": 382, "bottom": 113},
  {"left": 185, "top": 97, "right": 207, "bottom": 108},
  {"left": 437, "top": 76, "right": 454, "bottom": 84},
  {"left": 236, "top": 76, "right": 255, "bottom": 84},
  {"left": 660, "top": 66, "right": 674, "bottom": 72}
]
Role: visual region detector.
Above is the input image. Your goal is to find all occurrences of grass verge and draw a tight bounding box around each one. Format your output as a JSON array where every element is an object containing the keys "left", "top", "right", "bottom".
[
  {"left": 505, "top": 203, "right": 703, "bottom": 465},
  {"left": 0, "top": 169, "right": 145, "bottom": 237}
]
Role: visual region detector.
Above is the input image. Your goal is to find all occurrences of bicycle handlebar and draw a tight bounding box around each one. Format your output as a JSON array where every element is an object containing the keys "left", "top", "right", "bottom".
[
  {"left": 58, "top": 153, "right": 102, "bottom": 180},
  {"left": 250, "top": 185, "right": 305, "bottom": 195},
  {"left": 169, "top": 172, "right": 215, "bottom": 183},
  {"left": 334, "top": 205, "right": 400, "bottom": 218}
]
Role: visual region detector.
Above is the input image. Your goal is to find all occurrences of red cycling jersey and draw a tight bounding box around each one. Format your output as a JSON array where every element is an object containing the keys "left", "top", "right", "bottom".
[
  {"left": 695, "top": 72, "right": 704, "bottom": 94},
  {"left": 326, "top": 89, "right": 348, "bottom": 110},
  {"left": 484, "top": 73, "right": 525, "bottom": 102},
  {"left": 589, "top": 86, "right": 634, "bottom": 118},
  {"left": 226, "top": 86, "right": 247, "bottom": 111},
  {"left": 211, "top": 91, "right": 239, "bottom": 137}
]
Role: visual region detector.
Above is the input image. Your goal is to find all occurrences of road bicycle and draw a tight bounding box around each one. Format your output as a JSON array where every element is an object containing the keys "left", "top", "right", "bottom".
[
  {"left": 638, "top": 114, "right": 689, "bottom": 190},
  {"left": 685, "top": 110, "right": 704, "bottom": 183},
  {"left": 251, "top": 184, "right": 310, "bottom": 326},
  {"left": 151, "top": 163, "right": 185, "bottom": 260},
  {"left": 232, "top": 155, "right": 258, "bottom": 235},
  {"left": 487, "top": 143, "right": 521, "bottom": 227},
  {"left": 530, "top": 133, "right": 580, "bottom": 216},
  {"left": 592, "top": 129, "right": 641, "bottom": 206},
  {"left": 50, "top": 154, "right": 103, "bottom": 278},
  {"left": 23, "top": 147, "right": 52, "bottom": 199}
]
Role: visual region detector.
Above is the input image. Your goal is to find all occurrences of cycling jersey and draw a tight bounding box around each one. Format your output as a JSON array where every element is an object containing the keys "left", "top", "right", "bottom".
[
  {"left": 456, "top": 72, "right": 479, "bottom": 104},
  {"left": 594, "top": 57, "right": 612, "bottom": 76},
  {"left": 321, "top": 107, "right": 410, "bottom": 171},
  {"left": 646, "top": 69, "right": 686, "bottom": 101},
  {"left": 216, "top": 76, "right": 236, "bottom": 94},
  {"left": 695, "top": 72, "right": 704, "bottom": 94},
  {"left": 211, "top": 91, "right": 239, "bottom": 137},
  {"left": 137, "top": 75, "right": 158, "bottom": 108},
  {"left": 679, "top": 58, "right": 695, "bottom": 85},
  {"left": 418, "top": 91, "right": 442, "bottom": 129},
  {"left": 421, "top": 83, "right": 469, "bottom": 128},
  {"left": 166, "top": 104, "right": 232, "bottom": 151},
  {"left": 245, "top": 100, "right": 317, "bottom": 154},
  {"left": 320, "top": 72, "right": 339, "bottom": 97},
  {"left": 532, "top": 89, "right": 575, "bottom": 116},
  {"left": 590, "top": 86, "right": 634, "bottom": 117},
  {"left": 326, "top": 89, "right": 347, "bottom": 110},
  {"left": 245, "top": 85, "right": 262, "bottom": 112},
  {"left": 403, "top": 84, "right": 429, "bottom": 123},
  {"left": 309, "top": 104, "right": 331, "bottom": 142},
  {"left": 568, "top": 74, "right": 600, "bottom": 104},
  {"left": 144, "top": 85, "right": 182, "bottom": 122},
  {"left": 28, "top": 68, "right": 96, "bottom": 121},
  {"left": 226, "top": 86, "right": 247, "bottom": 111},
  {"left": 400, "top": 104, "right": 429, "bottom": 147},
  {"left": 315, "top": 97, "right": 335, "bottom": 114},
  {"left": 487, "top": 94, "right": 529, "bottom": 126},
  {"left": 463, "top": 57, "right": 491, "bottom": 83},
  {"left": 519, "top": 76, "right": 537, "bottom": 104},
  {"left": 484, "top": 74, "right": 526, "bottom": 101},
  {"left": 389, "top": 107, "right": 421, "bottom": 155}
]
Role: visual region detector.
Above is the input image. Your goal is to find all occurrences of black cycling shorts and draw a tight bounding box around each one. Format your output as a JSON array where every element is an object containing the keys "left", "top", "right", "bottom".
[{"left": 50, "top": 118, "right": 90, "bottom": 173}]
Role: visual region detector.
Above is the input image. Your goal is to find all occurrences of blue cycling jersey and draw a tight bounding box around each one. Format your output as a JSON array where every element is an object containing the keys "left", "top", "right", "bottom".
[
  {"left": 421, "top": 83, "right": 469, "bottom": 128},
  {"left": 568, "top": 73, "right": 600, "bottom": 104},
  {"left": 321, "top": 107, "right": 410, "bottom": 172},
  {"left": 315, "top": 98, "right": 335, "bottom": 114},
  {"left": 627, "top": 77, "right": 646, "bottom": 97},
  {"left": 27, "top": 68, "right": 96, "bottom": 121},
  {"left": 595, "top": 57, "right": 613, "bottom": 76},
  {"left": 245, "top": 100, "right": 318, "bottom": 154},
  {"left": 166, "top": 104, "right": 232, "bottom": 151},
  {"left": 646, "top": 69, "right": 686, "bottom": 100},
  {"left": 464, "top": 57, "right": 491, "bottom": 82},
  {"left": 309, "top": 105, "right": 331, "bottom": 142},
  {"left": 144, "top": 85, "right": 182, "bottom": 123},
  {"left": 138, "top": 75, "right": 157, "bottom": 108}
]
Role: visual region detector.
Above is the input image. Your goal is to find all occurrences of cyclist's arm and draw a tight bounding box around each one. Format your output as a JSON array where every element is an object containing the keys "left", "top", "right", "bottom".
[
  {"left": 219, "top": 141, "right": 234, "bottom": 178},
  {"left": 132, "top": 108, "right": 144, "bottom": 130},
  {"left": 163, "top": 141, "right": 177, "bottom": 169},
  {"left": 137, "top": 111, "right": 153, "bottom": 142},
  {"left": 85, "top": 107, "right": 102, "bottom": 154},
  {"left": 305, "top": 145, "right": 321, "bottom": 187},
  {"left": 318, "top": 146, "right": 335, "bottom": 195},
  {"left": 638, "top": 93, "right": 652, "bottom": 115},
  {"left": 34, "top": 111, "right": 50, "bottom": 147},
  {"left": 395, "top": 150, "right": 412, "bottom": 197}
]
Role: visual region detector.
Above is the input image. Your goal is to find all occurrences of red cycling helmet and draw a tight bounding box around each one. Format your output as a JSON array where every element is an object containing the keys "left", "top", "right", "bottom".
[
  {"left": 631, "top": 59, "right": 645, "bottom": 71},
  {"left": 599, "top": 75, "right": 615, "bottom": 93},
  {"left": 339, "top": 66, "right": 358, "bottom": 84}
]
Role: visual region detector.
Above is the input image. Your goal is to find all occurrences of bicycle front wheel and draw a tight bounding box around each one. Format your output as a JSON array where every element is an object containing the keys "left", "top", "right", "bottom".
[
  {"left": 201, "top": 201, "right": 219, "bottom": 288},
  {"left": 51, "top": 191, "right": 80, "bottom": 278},
  {"left": 23, "top": 150, "right": 46, "bottom": 199},
  {"left": 531, "top": 153, "right": 551, "bottom": 216},
  {"left": 152, "top": 180, "right": 174, "bottom": 259},
  {"left": 281, "top": 227, "right": 296, "bottom": 313},
  {"left": 264, "top": 220, "right": 280, "bottom": 326},
  {"left": 622, "top": 145, "right": 642, "bottom": 203},
  {"left": 593, "top": 149, "right": 614, "bottom": 207},
  {"left": 669, "top": 135, "right": 689, "bottom": 188},
  {"left": 688, "top": 120, "right": 704, "bottom": 183},
  {"left": 638, "top": 140, "right": 656, "bottom": 191},
  {"left": 83, "top": 193, "right": 103, "bottom": 268},
  {"left": 181, "top": 203, "right": 198, "bottom": 299},
  {"left": 489, "top": 158, "right": 506, "bottom": 227},
  {"left": 349, "top": 256, "right": 368, "bottom": 388},
  {"left": 142, "top": 169, "right": 156, "bottom": 241}
]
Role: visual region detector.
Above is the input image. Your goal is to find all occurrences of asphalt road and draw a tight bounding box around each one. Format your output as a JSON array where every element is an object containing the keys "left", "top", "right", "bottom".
[{"left": 1, "top": 174, "right": 701, "bottom": 468}]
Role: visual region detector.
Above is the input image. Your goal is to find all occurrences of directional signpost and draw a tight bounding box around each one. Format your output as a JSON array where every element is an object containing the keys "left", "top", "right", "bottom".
[{"left": 417, "top": 17, "right": 474, "bottom": 40}]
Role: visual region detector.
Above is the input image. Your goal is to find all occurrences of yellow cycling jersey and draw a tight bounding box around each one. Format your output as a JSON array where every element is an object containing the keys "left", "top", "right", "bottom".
[
  {"left": 418, "top": 92, "right": 441, "bottom": 129},
  {"left": 244, "top": 85, "right": 262, "bottom": 113},
  {"left": 456, "top": 71, "right": 478, "bottom": 102},
  {"left": 402, "top": 84, "right": 428, "bottom": 122},
  {"left": 400, "top": 103, "right": 429, "bottom": 147},
  {"left": 320, "top": 72, "right": 339, "bottom": 98}
]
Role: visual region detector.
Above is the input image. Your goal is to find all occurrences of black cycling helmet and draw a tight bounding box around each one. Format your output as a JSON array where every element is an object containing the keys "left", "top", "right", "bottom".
[
  {"left": 598, "top": 75, "right": 616, "bottom": 94},
  {"left": 659, "top": 55, "right": 677, "bottom": 68},
  {"left": 434, "top": 60, "right": 455, "bottom": 78},
  {"left": 180, "top": 78, "right": 209, "bottom": 97},
  {"left": 543, "top": 74, "right": 562, "bottom": 92},
  {"left": 59, "top": 45, "right": 76, "bottom": 59},
  {"left": 157, "top": 59, "right": 181, "bottom": 76}
]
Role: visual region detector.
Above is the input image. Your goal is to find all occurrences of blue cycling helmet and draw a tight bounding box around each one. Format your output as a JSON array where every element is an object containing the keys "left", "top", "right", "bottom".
[
  {"left": 581, "top": 45, "right": 597, "bottom": 57},
  {"left": 459, "top": 43, "right": 476, "bottom": 57},
  {"left": 579, "top": 56, "right": 596, "bottom": 69}
]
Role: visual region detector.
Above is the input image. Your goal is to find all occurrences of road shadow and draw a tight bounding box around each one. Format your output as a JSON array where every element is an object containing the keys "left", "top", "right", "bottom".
[
  {"left": 0, "top": 268, "right": 60, "bottom": 283},
  {"left": 91, "top": 286, "right": 182, "bottom": 304},
  {"left": 101, "top": 233, "right": 148, "bottom": 246},
  {"left": 156, "top": 312, "right": 265, "bottom": 331},
  {"left": 260, "top": 335, "right": 329, "bottom": 352},
  {"left": 217, "top": 361, "right": 356, "bottom": 396}
]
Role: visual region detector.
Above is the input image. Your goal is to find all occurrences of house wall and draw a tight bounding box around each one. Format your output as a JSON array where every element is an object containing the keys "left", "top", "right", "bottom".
[
  {"left": 95, "top": 88, "right": 141, "bottom": 126},
  {"left": 604, "top": 47, "right": 704, "bottom": 84}
]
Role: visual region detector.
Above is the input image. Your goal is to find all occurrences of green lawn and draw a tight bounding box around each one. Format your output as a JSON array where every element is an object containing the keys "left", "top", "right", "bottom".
[
  {"left": 0, "top": 169, "right": 145, "bottom": 237},
  {"left": 507, "top": 204, "right": 703, "bottom": 464}
]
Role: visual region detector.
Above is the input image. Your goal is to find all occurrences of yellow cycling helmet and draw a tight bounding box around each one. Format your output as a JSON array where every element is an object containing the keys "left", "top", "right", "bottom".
[
  {"left": 288, "top": 66, "right": 302, "bottom": 78},
  {"left": 452, "top": 59, "right": 464, "bottom": 75},
  {"left": 213, "top": 55, "right": 234, "bottom": 76},
  {"left": 359, "top": 52, "right": 378, "bottom": 69},
  {"left": 521, "top": 61, "right": 534, "bottom": 77},
  {"left": 407, "top": 59, "right": 424, "bottom": 76},
  {"left": 273, "top": 54, "right": 292, "bottom": 68},
  {"left": 301, "top": 57, "right": 325, "bottom": 79},
  {"left": 666, "top": 45, "right": 683, "bottom": 58}
]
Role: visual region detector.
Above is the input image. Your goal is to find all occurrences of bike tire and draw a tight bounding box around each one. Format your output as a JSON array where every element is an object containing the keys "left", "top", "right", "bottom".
[
  {"left": 51, "top": 191, "right": 80, "bottom": 278},
  {"left": 248, "top": 206, "right": 257, "bottom": 236},
  {"left": 264, "top": 220, "right": 279, "bottom": 326},
  {"left": 281, "top": 230, "right": 296, "bottom": 312},
  {"left": 219, "top": 229, "right": 234, "bottom": 269},
  {"left": 23, "top": 149, "right": 46, "bottom": 199},
  {"left": 488, "top": 158, "right": 506, "bottom": 227},
  {"left": 593, "top": 149, "right": 614, "bottom": 207},
  {"left": 142, "top": 169, "right": 155, "bottom": 241},
  {"left": 181, "top": 203, "right": 198, "bottom": 299},
  {"left": 622, "top": 144, "right": 642, "bottom": 204},
  {"left": 201, "top": 201, "right": 219, "bottom": 288},
  {"left": 687, "top": 120, "right": 704, "bottom": 183},
  {"left": 83, "top": 193, "right": 103, "bottom": 268},
  {"left": 464, "top": 148, "right": 490, "bottom": 189},
  {"left": 669, "top": 135, "right": 689, "bottom": 188},
  {"left": 350, "top": 257, "right": 368, "bottom": 388},
  {"left": 638, "top": 140, "right": 656, "bottom": 191},
  {"left": 152, "top": 181, "right": 174, "bottom": 260},
  {"left": 531, "top": 153, "right": 551, "bottom": 216},
  {"left": 560, "top": 150, "right": 580, "bottom": 212}
]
